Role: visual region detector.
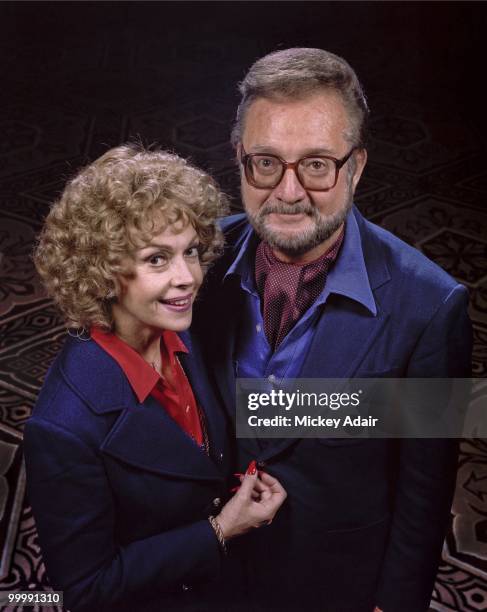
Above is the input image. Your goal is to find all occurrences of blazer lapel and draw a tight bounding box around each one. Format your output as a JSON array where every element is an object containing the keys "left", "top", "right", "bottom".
[
  {"left": 195, "top": 274, "right": 244, "bottom": 419},
  {"left": 214, "top": 277, "right": 243, "bottom": 416},
  {"left": 256, "top": 300, "right": 389, "bottom": 462},
  {"left": 209, "top": 279, "right": 267, "bottom": 460},
  {"left": 197, "top": 274, "right": 259, "bottom": 460},
  {"left": 100, "top": 395, "right": 223, "bottom": 482},
  {"left": 177, "top": 348, "right": 227, "bottom": 463},
  {"left": 300, "top": 298, "right": 389, "bottom": 378}
]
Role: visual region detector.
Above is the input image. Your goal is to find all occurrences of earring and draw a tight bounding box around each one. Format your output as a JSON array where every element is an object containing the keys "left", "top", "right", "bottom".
[{"left": 67, "top": 327, "right": 91, "bottom": 341}]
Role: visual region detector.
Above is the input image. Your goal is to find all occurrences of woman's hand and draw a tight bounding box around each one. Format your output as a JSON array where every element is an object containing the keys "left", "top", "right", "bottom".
[{"left": 216, "top": 461, "right": 287, "bottom": 540}]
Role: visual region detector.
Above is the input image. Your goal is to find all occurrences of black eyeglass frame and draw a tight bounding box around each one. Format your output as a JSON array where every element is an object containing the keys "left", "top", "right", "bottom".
[{"left": 239, "top": 146, "right": 358, "bottom": 192}]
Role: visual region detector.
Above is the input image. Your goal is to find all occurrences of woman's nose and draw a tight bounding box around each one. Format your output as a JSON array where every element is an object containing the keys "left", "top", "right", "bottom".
[{"left": 170, "top": 257, "right": 197, "bottom": 286}]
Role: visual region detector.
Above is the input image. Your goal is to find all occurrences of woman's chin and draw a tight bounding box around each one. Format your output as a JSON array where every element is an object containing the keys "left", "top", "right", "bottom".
[{"left": 155, "top": 313, "right": 193, "bottom": 333}]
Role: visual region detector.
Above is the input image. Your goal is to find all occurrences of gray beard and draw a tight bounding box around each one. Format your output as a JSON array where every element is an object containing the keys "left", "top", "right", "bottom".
[{"left": 245, "top": 197, "right": 353, "bottom": 258}]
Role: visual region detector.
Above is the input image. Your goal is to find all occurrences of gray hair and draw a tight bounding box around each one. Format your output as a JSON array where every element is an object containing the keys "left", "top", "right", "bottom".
[{"left": 231, "top": 47, "right": 369, "bottom": 148}]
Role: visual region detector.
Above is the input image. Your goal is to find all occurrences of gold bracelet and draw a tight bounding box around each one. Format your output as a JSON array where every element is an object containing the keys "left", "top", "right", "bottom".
[{"left": 208, "top": 515, "right": 227, "bottom": 555}]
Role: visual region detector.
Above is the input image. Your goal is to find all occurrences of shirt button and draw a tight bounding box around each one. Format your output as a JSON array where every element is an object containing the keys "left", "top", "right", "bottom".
[
  {"left": 182, "top": 584, "right": 190, "bottom": 592},
  {"left": 256, "top": 324, "right": 262, "bottom": 332},
  {"left": 268, "top": 374, "right": 276, "bottom": 383},
  {"left": 212, "top": 497, "right": 222, "bottom": 508},
  {"left": 257, "top": 461, "right": 266, "bottom": 468},
  {"left": 219, "top": 452, "right": 224, "bottom": 461}
]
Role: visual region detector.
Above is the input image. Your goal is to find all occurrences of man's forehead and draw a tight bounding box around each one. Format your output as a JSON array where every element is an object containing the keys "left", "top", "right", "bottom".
[
  {"left": 241, "top": 92, "right": 352, "bottom": 153},
  {"left": 248, "top": 89, "right": 347, "bottom": 113},
  {"left": 247, "top": 143, "right": 337, "bottom": 156}
]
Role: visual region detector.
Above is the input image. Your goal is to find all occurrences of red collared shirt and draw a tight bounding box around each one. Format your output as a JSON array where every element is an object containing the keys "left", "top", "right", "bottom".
[{"left": 91, "top": 327, "right": 204, "bottom": 447}]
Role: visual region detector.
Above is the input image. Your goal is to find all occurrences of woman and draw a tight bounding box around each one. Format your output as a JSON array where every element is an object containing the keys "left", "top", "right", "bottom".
[{"left": 25, "top": 144, "right": 286, "bottom": 612}]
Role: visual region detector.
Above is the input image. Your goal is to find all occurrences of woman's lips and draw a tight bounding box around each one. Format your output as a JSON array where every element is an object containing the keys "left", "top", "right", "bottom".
[{"left": 158, "top": 294, "right": 193, "bottom": 312}]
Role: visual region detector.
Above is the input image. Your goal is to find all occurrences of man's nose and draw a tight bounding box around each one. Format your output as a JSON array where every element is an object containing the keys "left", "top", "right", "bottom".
[
  {"left": 273, "top": 167, "right": 307, "bottom": 204},
  {"left": 170, "top": 257, "right": 196, "bottom": 287}
]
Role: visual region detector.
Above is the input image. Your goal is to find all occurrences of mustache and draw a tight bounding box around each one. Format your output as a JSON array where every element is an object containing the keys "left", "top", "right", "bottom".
[{"left": 258, "top": 201, "right": 315, "bottom": 216}]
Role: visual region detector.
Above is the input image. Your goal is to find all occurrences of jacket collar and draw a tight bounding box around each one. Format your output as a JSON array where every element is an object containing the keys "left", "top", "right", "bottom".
[
  {"left": 58, "top": 336, "right": 225, "bottom": 481},
  {"left": 90, "top": 327, "right": 188, "bottom": 404},
  {"left": 222, "top": 206, "right": 387, "bottom": 315},
  {"left": 59, "top": 336, "right": 131, "bottom": 414}
]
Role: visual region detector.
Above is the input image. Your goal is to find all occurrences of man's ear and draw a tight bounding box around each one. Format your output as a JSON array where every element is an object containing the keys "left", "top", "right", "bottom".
[
  {"left": 351, "top": 148, "right": 367, "bottom": 192},
  {"left": 236, "top": 142, "right": 243, "bottom": 162}
]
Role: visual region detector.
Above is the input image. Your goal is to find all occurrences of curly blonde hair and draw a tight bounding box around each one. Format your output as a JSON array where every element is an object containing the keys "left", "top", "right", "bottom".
[{"left": 34, "top": 144, "right": 229, "bottom": 330}]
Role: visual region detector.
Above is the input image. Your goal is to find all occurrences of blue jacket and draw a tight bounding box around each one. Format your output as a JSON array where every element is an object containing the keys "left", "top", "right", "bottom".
[
  {"left": 24, "top": 334, "right": 234, "bottom": 612},
  {"left": 191, "top": 206, "right": 473, "bottom": 612}
]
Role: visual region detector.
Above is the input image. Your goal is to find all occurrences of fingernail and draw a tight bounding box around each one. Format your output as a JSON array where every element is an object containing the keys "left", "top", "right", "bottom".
[{"left": 246, "top": 460, "right": 257, "bottom": 475}]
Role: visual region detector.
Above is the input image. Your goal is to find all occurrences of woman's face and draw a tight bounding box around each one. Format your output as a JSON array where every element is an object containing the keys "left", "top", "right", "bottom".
[{"left": 112, "top": 222, "right": 203, "bottom": 336}]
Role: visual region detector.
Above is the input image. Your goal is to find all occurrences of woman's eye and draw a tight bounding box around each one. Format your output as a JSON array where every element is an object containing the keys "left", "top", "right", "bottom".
[
  {"left": 147, "top": 254, "right": 168, "bottom": 266},
  {"left": 185, "top": 246, "right": 200, "bottom": 259}
]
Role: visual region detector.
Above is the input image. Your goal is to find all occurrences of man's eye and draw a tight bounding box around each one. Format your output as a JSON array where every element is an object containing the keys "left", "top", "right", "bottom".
[
  {"left": 302, "top": 158, "right": 330, "bottom": 173},
  {"left": 255, "top": 157, "right": 278, "bottom": 170}
]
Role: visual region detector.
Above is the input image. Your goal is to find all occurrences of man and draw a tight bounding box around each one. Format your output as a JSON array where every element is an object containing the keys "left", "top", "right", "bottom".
[{"left": 192, "top": 48, "right": 472, "bottom": 612}]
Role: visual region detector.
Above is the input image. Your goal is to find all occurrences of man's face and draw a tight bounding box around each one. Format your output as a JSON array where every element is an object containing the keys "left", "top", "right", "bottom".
[{"left": 239, "top": 90, "right": 367, "bottom": 262}]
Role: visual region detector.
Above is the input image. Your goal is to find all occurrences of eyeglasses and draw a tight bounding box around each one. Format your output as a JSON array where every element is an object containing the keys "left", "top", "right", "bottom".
[{"left": 240, "top": 146, "right": 357, "bottom": 192}]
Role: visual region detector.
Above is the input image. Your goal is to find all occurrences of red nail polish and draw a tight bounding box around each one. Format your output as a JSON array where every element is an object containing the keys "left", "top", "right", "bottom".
[
  {"left": 246, "top": 460, "right": 257, "bottom": 475},
  {"left": 233, "top": 472, "right": 244, "bottom": 478}
]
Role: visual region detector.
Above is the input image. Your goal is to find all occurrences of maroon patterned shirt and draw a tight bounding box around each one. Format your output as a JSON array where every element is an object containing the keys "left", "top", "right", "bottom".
[{"left": 255, "top": 228, "right": 344, "bottom": 350}]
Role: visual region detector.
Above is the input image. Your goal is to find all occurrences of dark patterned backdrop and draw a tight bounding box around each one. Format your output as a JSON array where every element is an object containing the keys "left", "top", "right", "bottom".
[{"left": 0, "top": 2, "right": 486, "bottom": 611}]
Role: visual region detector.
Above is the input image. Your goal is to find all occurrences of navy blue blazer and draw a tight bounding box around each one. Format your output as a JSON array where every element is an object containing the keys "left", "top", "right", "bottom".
[
  {"left": 191, "top": 206, "right": 472, "bottom": 612},
  {"left": 24, "top": 334, "right": 235, "bottom": 612}
]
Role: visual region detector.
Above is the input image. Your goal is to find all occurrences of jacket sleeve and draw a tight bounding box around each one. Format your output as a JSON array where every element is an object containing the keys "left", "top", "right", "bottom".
[
  {"left": 375, "top": 284, "right": 472, "bottom": 612},
  {"left": 24, "top": 416, "right": 222, "bottom": 612}
]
